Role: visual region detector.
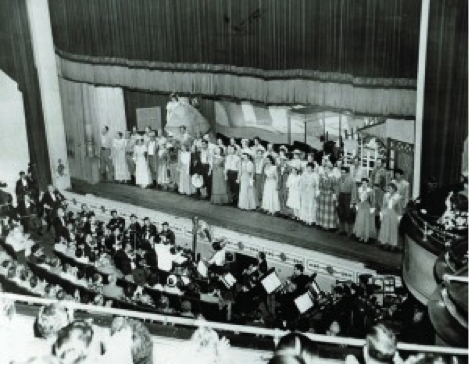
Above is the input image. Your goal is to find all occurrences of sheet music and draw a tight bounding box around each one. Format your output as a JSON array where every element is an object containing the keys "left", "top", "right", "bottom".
[
  {"left": 261, "top": 271, "right": 281, "bottom": 294},
  {"left": 294, "top": 292, "right": 314, "bottom": 314},
  {"left": 197, "top": 260, "right": 208, "bottom": 277}
]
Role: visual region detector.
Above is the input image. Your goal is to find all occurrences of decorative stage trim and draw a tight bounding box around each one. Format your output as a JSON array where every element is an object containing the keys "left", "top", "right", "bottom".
[
  {"left": 63, "top": 191, "right": 399, "bottom": 290},
  {"left": 56, "top": 51, "right": 417, "bottom": 118}
]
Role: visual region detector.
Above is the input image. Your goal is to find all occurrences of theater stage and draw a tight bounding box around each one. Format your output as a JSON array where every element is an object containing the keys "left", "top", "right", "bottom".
[{"left": 70, "top": 179, "right": 402, "bottom": 275}]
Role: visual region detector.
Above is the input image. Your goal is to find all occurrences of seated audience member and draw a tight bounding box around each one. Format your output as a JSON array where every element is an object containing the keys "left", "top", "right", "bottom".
[
  {"left": 0, "top": 259, "right": 12, "bottom": 276},
  {"left": 90, "top": 273, "right": 104, "bottom": 293},
  {"left": 48, "top": 257, "right": 63, "bottom": 275},
  {"left": 53, "top": 207, "right": 69, "bottom": 240},
  {"left": 27, "top": 244, "right": 46, "bottom": 265},
  {"left": 346, "top": 323, "right": 400, "bottom": 364},
  {"left": 61, "top": 263, "right": 78, "bottom": 282},
  {"left": 5, "top": 225, "right": 34, "bottom": 255},
  {"left": 272, "top": 333, "right": 319, "bottom": 364},
  {"left": 56, "top": 289, "right": 66, "bottom": 301},
  {"left": 92, "top": 293, "right": 106, "bottom": 306},
  {"left": 146, "top": 272, "right": 164, "bottom": 291},
  {"left": 141, "top": 217, "right": 158, "bottom": 243},
  {"left": 325, "top": 320, "right": 342, "bottom": 337},
  {"left": 165, "top": 274, "right": 183, "bottom": 295},
  {"left": 110, "top": 317, "right": 153, "bottom": 364},
  {"left": 180, "top": 300, "right": 195, "bottom": 318},
  {"left": 44, "top": 283, "right": 58, "bottom": 299},
  {"left": 75, "top": 248, "right": 89, "bottom": 264},
  {"left": 102, "top": 274, "right": 125, "bottom": 299},
  {"left": 54, "top": 236, "right": 68, "bottom": 253},
  {"left": 179, "top": 326, "right": 231, "bottom": 364},
  {"left": 159, "top": 295, "right": 175, "bottom": 314},
  {"left": 52, "top": 321, "right": 99, "bottom": 364},
  {"left": 107, "top": 209, "right": 125, "bottom": 232},
  {"left": 34, "top": 303, "right": 73, "bottom": 341}
]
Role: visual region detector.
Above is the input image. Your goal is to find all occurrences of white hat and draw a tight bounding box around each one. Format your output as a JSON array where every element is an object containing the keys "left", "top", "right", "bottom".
[{"left": 191, "top": 174, "right": 204, "bottom": 188}]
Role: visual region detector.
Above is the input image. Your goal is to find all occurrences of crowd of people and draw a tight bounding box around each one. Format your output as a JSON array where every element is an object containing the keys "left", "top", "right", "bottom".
[
  {"left": 99, "top": 124, "right": 410, "bottom": 250},
  {"left": 0, "top": 166, "right": 416, "bottom": 336},
  {"left": 0, "top": 296, "right": 461, "bottom": 364}
]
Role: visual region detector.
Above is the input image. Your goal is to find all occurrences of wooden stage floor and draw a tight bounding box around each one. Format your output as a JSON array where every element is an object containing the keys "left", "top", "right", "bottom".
[{"left": 71, "top": 179, "right": 402, "bottom": 275}]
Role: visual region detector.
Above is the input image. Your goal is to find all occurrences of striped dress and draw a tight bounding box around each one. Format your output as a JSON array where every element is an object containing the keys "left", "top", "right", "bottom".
[{"left": 316, "top": 174, "right": 339, "bottom": 229}]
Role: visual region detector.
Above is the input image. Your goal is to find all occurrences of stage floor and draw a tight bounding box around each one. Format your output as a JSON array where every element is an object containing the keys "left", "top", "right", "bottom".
[{"left": 70, "top": 179, "right": 402, "bottom": 274}]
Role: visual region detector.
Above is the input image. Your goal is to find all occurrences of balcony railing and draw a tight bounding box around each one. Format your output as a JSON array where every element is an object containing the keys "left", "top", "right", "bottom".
[{"left": 1, "top": 292, "right": 467, "bottom": 357}]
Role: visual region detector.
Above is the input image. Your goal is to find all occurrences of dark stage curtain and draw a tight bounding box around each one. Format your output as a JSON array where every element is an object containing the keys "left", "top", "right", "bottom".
[
  {"left": 48, "top": 0, "right": 420, "bottom": 78},
  {"left": 421, "top": 0, "right": 468, "bottom": 188},
  {"left": 0, "top": 0, "right": 51, "bottom": 188}
]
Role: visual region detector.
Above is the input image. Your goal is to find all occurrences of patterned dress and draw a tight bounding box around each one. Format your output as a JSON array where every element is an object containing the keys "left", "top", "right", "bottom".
[
  {"left": 316, "top": 174, "right": 339, "bottom": 229},
  {"left": 299, "top": 171, "right": 319, "bottom": 224}
]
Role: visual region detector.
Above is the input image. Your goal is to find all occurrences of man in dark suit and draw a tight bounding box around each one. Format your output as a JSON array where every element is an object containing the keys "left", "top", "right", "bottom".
[
  {"left": 126, "top": 214, "right": 142, "bottom": 246},
  {"left": 106, "top": 210, "right": 125, "bottom": 232},
  {"left": 114, "top": 242, "right": 134, "bottom": 276},
  {"left": 190, "top": 140, "right": 211, "bottom": 199},
  {"left": 159, "top": 222, "right": 175, "bottom": 245},
  {"left": 141, "top": 217, "right": 158, "bottom": 244},
  {"left": 41, "top": 185, "right": 65, "bottom": 232},
  {"left": 53, "top": 207, "right": 69, "bottom": 240},
  {"left": 15, "top": 171, "right": 30, "bottom": 203},
  {"left": 17, "top": 194, "right": 41, "bottom": 234}
]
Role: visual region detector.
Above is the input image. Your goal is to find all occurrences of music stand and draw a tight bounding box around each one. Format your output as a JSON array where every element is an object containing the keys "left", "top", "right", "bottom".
[
  {"left": 294, "top": 291, "right": 315, "bottom": 314},
  {"left": 260, "top": 268, "right": 282, "bottom": 294}
]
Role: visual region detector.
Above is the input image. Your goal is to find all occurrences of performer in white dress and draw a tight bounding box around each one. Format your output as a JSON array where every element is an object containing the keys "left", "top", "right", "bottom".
[
  {"left": 286, "top": 167, "right": 302, "bottom": 218},
  {"left": 299, "top": 163, "right": 319, "bottom": 225},
  {"left": 112, "top": 132, "right": 130, "bottom": 183},
  {"left": 134, "top": 139, "right": 152, "bottom": 188},
  {"left": 178, "top": 144, "right": 194, "bottom": 195},
  {"left": 262, "top": 156, "right": 280, "bottom": 215}
]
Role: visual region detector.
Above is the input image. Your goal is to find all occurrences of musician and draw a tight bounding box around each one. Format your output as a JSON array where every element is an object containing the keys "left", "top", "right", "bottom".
[
  {"left": 289, "top": 264, "right": 310, "bottom": 295},
  {"left": 141, "top": 241, "right": 158, "bottom": 274},
  {"left": 15, "top": 171, "right": 30, "bottom": 203},
  {"left": 206, "top": 240, "right": 226, "bottom": 276},
  {"left": 141, "top": 217, "right": 158, "bottom": 243},
  {"left": 106, "top": 210, "right": 125, "bottom": 232},
  {"left": 17, "top": 194, "right": 40, "bottom": 234},
  {"left": 159, "top": 222, "right": 175, "bottom": 245},
  {"left": 78, "top": 203, "right": 90, "bottom": 219},
  {"left": 114, "top": 242, "right": 134, "bottom": 276},
  {"left": 126, "top": 214, "right": 142, "bottom": 242},
  {"left": 83, "top": 213, "right": 100, "bottom": 236},
  {"left": 107, "top": 227, "right": 123, "bottom": 254},
  {"left": 52, "top": 207, "right": 68, "bottom": 240}
]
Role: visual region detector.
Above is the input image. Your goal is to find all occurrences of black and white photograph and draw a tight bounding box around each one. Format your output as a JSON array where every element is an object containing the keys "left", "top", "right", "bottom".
[{"left": 0, "top": 0, "right": 467, "bottom": 363}]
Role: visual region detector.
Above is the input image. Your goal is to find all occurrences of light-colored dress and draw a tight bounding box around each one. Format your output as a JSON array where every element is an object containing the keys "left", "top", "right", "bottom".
[
  {"left": 286, "top": 173, "right": 301, "bottom": 211},
  {"left": 179, "top": 151, "right": 194, "bottom": 195},
  {"left": 112, "top": 138, "right": 130, "bottom": 182},
  {"left": 262, "top": 165, "right": 280, "bottom": 214},
  {"left": 211, "top": 156, "right": 231, "bottom": 205},
  {"left": 238, "top": 160, "right": 256, "bottom": 210},
  {"left": 299, "top": 171, "right": 319, "bottom": 224},
  {"left": 134, "top": 144, "right": 152, "bottom": 187},
  {"left": 157, "top": 148, "right": 170, "bottom": 185},
  {"left": 378, "top": 193, "right": 402, "bottom": 246}
]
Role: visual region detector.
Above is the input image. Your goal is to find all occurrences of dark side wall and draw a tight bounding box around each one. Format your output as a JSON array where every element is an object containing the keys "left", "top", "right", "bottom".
[{"left": 0, "top": 0, "right": 51, "bottom": 188}]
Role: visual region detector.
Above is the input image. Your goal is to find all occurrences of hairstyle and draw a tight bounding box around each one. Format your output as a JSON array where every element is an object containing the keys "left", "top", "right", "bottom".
[
  {"left": 266, "top": 155, "right": 275, "bottom": 165},
  {"left": 111, "top": 210, "right": 117, "bottom": 215},
  {"left": 274, "top": 333, "right": 318, "bottom": 364},
  {"left": 258, "top": 252, "right": 266, "bottom": 261},
  {"left": 394, "top": 168, "right": 404, "bottom": 176},
  {"left": 366, "top": 323, "right": 397, "bottom": 364},
  {"left": 388, "top": 183, "right": 398, "bottom": 192},
  {"left": 34, "top": 304, "right": 72, "bottom": 340},
  {"left": 181, "top": 300, "right": 192, "bottom": 313},
  {"left": 361, "top": 177, "right": 370, "bottom": 184},
  {"left": 294, "top": 264, "right": 304, "bottom": 273},
  {"left": 147, "top": 272, "right": 159, "bottom": 287},
  {"left": 110, "top": 318, "right": 153, "bottom": 364},
  {"left": 20, "top": 268, "right": 31, "bottom": 281},
  {"left": 75, "top": 248, "right": 84, "bottom": 259},
  {"left": 56, "top": 290, "right": 66, "bottom": 301},
  {"left": 53, "top": 321, "right": 95, "bottom": 364},
  {"left": 7, "top": 266, "right": 16, "bottom": 279},
  {"left": 104, "top": 126, "right": 109, "bottom": 131},
  {"left": 341, "top": 166, "right": 350, "bottom": 173},
  {"left": 306, "top": 162, "right": 314, "bottom": 169},
  {"left": 29, "top": 275, "right": 39, "bottom": 289}
]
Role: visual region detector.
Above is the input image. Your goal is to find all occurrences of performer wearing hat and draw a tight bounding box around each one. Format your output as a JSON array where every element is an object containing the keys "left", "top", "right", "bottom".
[
  {"left": 224, "top": 145, "right": 240, "bottom": 206},
  {"left": 238, "top": 152, "right": 256, "bottom": 210},
  {"left": 337, "top": 166, "right": 355, "bottom": 236}
]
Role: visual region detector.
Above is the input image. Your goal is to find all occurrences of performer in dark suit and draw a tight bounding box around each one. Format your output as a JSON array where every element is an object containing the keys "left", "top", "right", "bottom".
[
  {"left": 141, "top": 217, "right": 158, "bottom": 243},
  {"left": 126, "top": 214, "right": 142, "bottom": 246},
  {"left": 41, "top": 185, "right": 65, "bottom": 232},
  {"left": 160, "top": 222, "right": 175, "bottom": 245},
  {"left": 17, "top": 194, "right": 41, "bottom": 234},
  {"left": 106, "top": 210, "right": 125, "bottom": 232},
  {"left": 15, "top": 171, "right": 31, "bottom": 203},
  {"left": 53, "top": 208, "right": 69, "bottom": 240}
]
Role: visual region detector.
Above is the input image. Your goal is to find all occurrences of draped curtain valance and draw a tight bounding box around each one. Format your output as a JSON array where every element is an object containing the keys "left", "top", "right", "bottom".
[{"left": 57, "top": 53, "right": 416, "bottom": 117}]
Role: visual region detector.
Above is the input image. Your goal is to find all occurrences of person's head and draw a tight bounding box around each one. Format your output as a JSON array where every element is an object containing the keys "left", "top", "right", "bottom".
[
  {"left": 56, "top": 289, "right": 66, "bottom": 301},
  {"left": 117, "top": 131, "right": 123, "bottom": 139},
  {"left": 387, "top": 183, "right": 398, "bottom": 194},
  {"left": 180, "top": 125, "right": 186, "bottom": 133},
  {"left": 293, "top": 264, "right": 304, "bottom": 276},
  {"left": 375, "top": 158, "right": 383, "bottom": 168},
  {"left": 53, "top": 321, "right": 95, "bottom": 364},
  {"left": 143, "top": 217, "right": 150, "bottom": 226},
  {"left": 364, "top": 323, "right": 397, "bottom": 364},
  {"left": 394, "top": 168, "right": 404, "bottom": 180},
  {"left": 102, "top": 126, "right": 109, "bottom": 135},
  {"left": 162, "top": 222, "right": 169, "bottom": 231},
  {"left": 274, "top": 333, "right": 319, "bottom": 364},
  {"left": 93, "top": 294, "right": 105, "bottom": 306},
  {"left": 7, "top": 266, "right": 16, "bottom": 279},
  {"left": 201, "top": 140, "right": 208, "bottom": 150},
  {"left": 341, "top": 166, "right": 350, "bottom": 175},
  {"left": 111, "top": 317, "right": 153, "bottom": 364},
  {"left": 326, "top": 320, "right": 341, "bottom": 336},
  {"left": 258, "top": 251, "right": 266, "bottom": 262},
  {"left": 29, "top": 275, "right": 39, "bottom": 289},
  {"left": 305, "top": 163, "right": 314, "bottom": 173},
  {"left": 130, "top": 214, "right": 137, "bottom": 223},
  {"left": 361, "top": 178, "right": 370, "bottom": 188},
  {"left": 159, "top": 295, "right": 170, "bottom": 310},
  {"left": 111, "top": 210, "right": 117, "bottom": 218},
  {"left": 181, "top": 300, "right": 192, "bottom": 313},
  {"left": 30, "top": 244, "right": 44, "bottom": 257},
  {"left": 189, "top": 326, "right": 222, "bottom": 359},
  {"left": 34, "top": 303, "right": 73, "bottom": 340},
  {"left": 266, "top": 155, "right": 275, "bottom": 166},
  {"left": 92, "top": 273, "right": 102, "bottom": 285}
]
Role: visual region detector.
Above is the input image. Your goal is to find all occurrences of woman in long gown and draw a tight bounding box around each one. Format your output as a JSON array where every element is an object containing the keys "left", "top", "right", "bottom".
[
  {"left": 210, "top": 147, "right": 231, "bottom": 205},
  {"left": 352, "top": 178, "right": 376, "bottom": 243},
  {"left": 316, "top": 163, "right": 339, "bottom": 230},
  {"left": 178, "top": 144, "right": 194, "bottom": 195},
  {"left": 238, "top": 153, "right": 256, "bottom": 210},
  {"left": 378, "top": 183, "right": 402, "bottom": 251},
  {"left": 112, "top": 132, "right": 130, "bottom": 183},
  {"left": 134, "top": 139, "right": 152, "bottom": 188},
  {"left": 157, "top": 145, "right": 170, "bottom": 189},
  {"left": 262, "top": 156, "right": 280, "bottom": 215},
  {"left": 299, "top": 163, "right": 319, "bottom": 225},
  {"left": 286, "top": 167, "right": 302, "bottom": 219}
]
